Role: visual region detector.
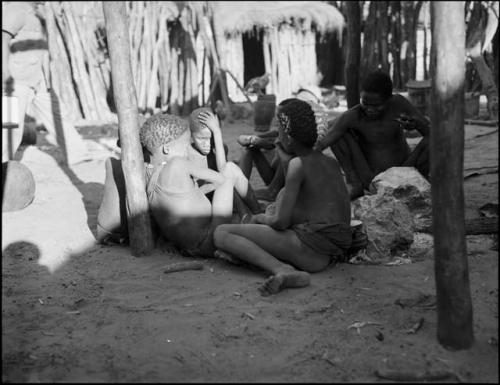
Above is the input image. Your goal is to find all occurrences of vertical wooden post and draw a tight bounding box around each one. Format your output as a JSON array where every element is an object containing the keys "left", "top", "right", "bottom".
[
  {"left": 430, "top": 1, "right": 474, "bottom": 350},
  {"left": 344, "top": 1, "right": 361, "bottom": 109},
  {"left": 103, "top": 1, "right": 154, "bottom": 256}
]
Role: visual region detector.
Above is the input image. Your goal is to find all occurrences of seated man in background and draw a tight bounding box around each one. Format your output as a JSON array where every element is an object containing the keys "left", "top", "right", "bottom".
[
  {"left": 142, "top": 112, "right": 262, "bottom": 258},
  {"left": 213, "top": 99, "right": 352, "bottom": 296},
  {"left": 314, "top": 71, "right": 430, "bottom": 199}
]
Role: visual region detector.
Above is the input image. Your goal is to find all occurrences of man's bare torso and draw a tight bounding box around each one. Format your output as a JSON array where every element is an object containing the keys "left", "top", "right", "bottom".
[{"left": 347, "top": 96, "right": 414, "bottom": 174}]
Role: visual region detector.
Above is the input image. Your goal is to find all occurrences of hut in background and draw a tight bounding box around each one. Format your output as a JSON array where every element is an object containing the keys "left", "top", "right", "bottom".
[
  {"left": 212, "top": 1, "right": 345, "bottom": 102},
  {"left": 43, "top": 1, "right": 344, "bottom": 122}
]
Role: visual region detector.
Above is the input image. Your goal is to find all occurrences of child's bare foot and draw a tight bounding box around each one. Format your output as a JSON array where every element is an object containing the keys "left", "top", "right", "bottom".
[{"left": 259, "top": 269, "right": 310, "bottom": 296}]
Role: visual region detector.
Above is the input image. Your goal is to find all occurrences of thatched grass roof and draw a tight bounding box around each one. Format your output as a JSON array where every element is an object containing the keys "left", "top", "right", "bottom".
[{"left": 214, "top": 1, "right": 345, "bottom": 36}]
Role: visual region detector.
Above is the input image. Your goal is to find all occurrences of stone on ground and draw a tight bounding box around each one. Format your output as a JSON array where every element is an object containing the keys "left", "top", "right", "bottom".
[{"left": 352, "top": 193, "right": 414, "bottom": 263}]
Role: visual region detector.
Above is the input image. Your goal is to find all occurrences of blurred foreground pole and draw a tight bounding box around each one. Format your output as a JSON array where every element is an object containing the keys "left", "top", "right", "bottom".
[
  {"left": 103, "top": 1, "right": 154, "bottom": 256},
  {"left": 430, "top": 2, "right": 473, "bottom": 350},
  {"left": 344, "top": 1, "right": 361, "bottom": 108}
]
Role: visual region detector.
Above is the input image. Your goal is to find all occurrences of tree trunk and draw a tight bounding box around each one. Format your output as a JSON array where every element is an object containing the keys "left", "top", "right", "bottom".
[
  {"left": 345, "top": 1, "right": 361, "bottom": 109},
  {"left": 402, "top": 1, "right": 423, "bottom": 85},
  {"left": 378, "top": 2, "right": 390, "bottom": 73},
  {"left": 389, "top": 1, "right": 403, "bottom": 89},
  {"left": 361, "top": 1, "right": 378, "bottom": 75},
  {"left": 430, "top": 1, "right": 474, "bottom": 350},
  {"left": 103, "top": 1, "right": 154, "bottom": 257},
  {"left": 45, "top": 2, "right": 82, "bottom": 122},
  {"left": 415, "top": 216, "right": 498, "bottom": 235}
]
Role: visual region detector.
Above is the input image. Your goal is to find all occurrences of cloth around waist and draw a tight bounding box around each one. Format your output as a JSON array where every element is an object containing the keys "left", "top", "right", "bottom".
[{"left": 291, "top": 222, "right": 352, "bottom": 257}]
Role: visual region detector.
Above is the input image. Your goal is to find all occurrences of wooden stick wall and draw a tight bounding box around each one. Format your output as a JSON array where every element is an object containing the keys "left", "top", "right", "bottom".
[{"left": 45, "top": 2, "right": 328, "bottom": 121}]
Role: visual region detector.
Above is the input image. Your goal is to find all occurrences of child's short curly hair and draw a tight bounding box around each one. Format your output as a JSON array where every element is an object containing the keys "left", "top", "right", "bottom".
[
  {"left": 139, "top": 113, "right": 189, "bottom": 153},
  {"left": 278, "top": 98, "right": 318, "bottom": 148}
]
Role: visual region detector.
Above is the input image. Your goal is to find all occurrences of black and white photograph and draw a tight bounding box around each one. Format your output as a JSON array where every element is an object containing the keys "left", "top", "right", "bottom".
[{"left": 2, "top": 0, "right": 498, "bottom": 382}]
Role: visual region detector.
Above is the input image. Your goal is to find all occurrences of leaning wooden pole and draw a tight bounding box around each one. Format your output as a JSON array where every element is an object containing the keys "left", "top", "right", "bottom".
[
  {"left": 103, "top": 1, "right": 154, "bottom": 256},
  {"left": 344, "top": 1, "right": 361, "bottom": 109},
  {"left": 430, "top": 1, "right": 473, "bottom": 350}
]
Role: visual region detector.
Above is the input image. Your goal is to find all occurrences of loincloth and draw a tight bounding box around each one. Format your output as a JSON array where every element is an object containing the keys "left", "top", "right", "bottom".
[
  {"left": 291, "top": 222, "right": 353, "bottom": 263},
  {"left": 180, "top": 225, "right": 215, "bottom": 258}
]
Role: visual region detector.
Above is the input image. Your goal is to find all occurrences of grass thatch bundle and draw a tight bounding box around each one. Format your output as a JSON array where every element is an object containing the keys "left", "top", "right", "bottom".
[{"left": 214, "top": 1, "right": 345, "bottom": 36}]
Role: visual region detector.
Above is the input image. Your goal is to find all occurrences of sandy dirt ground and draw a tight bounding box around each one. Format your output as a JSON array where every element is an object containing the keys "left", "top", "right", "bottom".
[{"left": 2, "top": 115, "right": 498, "bottom": 382}]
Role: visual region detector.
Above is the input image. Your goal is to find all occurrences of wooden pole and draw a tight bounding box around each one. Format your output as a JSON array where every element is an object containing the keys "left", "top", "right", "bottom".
[
  {"left": 345, "top": 1, "right": 361, "bottom": 108},
  {"left": 103, "top": 1, "right": 154, "bottom": 257},
  {"left": 430, "top": 1, "right": 474, "bottom": 350}
]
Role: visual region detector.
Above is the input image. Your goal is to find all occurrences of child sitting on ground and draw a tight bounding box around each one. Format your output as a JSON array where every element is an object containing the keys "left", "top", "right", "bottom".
[
  {"left": 141, "top": 112, "right": 261, "bottom": 257},
  {"left": 213, "top": 98, "right": 353, "bottom": 296}
]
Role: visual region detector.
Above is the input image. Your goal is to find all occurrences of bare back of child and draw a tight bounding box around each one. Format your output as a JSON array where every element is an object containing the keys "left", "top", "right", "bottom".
[{"left": 214, "top": 99, "right": 352, "bottom": 296}]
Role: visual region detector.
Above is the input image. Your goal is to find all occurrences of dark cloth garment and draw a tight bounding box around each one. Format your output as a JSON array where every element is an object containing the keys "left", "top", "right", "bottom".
[
  {"left": 291, "top": 222, "right": 353, "bottom": 263},
  {"left": 180, "top": 225, "right": 214, "bottom": 258}
]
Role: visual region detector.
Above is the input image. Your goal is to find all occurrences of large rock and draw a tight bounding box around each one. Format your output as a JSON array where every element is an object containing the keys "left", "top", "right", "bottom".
[
  {"left": 370, "top": 167, "right": 431, "bottom": 211},
  {"left": 352, "top": 193, "right": 414, "bottom": 263},
  {"left": 370, "top": 167, "right": 432, "bottom": 230}
]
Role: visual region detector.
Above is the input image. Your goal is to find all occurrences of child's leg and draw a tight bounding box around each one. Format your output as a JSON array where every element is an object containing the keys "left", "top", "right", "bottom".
[
  {"left": 238, "top": 145, "right": 277, "bottom": 183},
  {"left": 215, "top": 223, "right": 330, "bottom": 272},
  {"left": 214, "top": 224, "right": 331, "bottom": 295},
  {"left": 238, "top": 147, "right": 254, "bottom": 179},
  {"left": 210, "top": 178, "right": 235, "bottom": 226},
  {"left": 403, "top": 136, "right": 430, "bottom": 178},
  {"left": 252, "top": 149, "right": 276, "bottom": 185},
  {"left": 222, "top": 162, "right": 262, "bottom": 214}
]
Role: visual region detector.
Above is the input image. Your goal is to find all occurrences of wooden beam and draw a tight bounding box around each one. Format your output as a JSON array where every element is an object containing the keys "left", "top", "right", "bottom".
[
  {"left": 430, "top": 1, "right": 474, "bottom": 350},
  {"left": 103, "top": 1, "right": 154, "bottom": 257},
  {"left": 344, "top": 1, "right": 361, "bottom": 109},
  {"left": 415, "top": 216, "right": 498, "bottom": 235}
]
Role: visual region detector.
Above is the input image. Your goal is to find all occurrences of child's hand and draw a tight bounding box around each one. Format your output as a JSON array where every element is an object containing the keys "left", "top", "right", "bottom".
[{"left": 198, "top": 111, "right": 220, "bottom": 134}]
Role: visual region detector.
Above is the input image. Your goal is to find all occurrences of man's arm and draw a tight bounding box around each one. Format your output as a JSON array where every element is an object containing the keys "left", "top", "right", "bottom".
[
  {"left": 252, "top": 156, "right": 303, "bottom": 230},
  {"left": 314, "top": 111, "right": 352, "bottom": 152},
  {"left": 394, "top": 94, "right": 430, "bottom": 137}
]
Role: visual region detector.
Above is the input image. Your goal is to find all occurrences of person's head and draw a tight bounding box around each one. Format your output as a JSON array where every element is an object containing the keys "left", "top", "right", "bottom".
[
  {"left": 276, "top": 98, "right": 318, "bottom": 153},
  {"left": 189, "top": 107, "right": 213, "bottom": 156},
  {"left": 139, "top": 113, "right": 190, "bottom": 159},
  {"left": 360, "top": 71, "right": 393, "bottom": 119}
]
